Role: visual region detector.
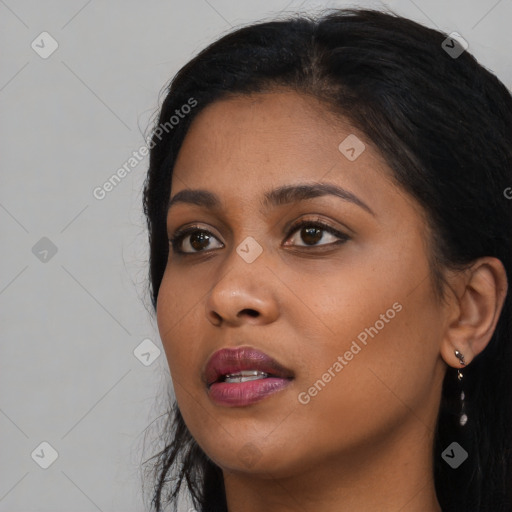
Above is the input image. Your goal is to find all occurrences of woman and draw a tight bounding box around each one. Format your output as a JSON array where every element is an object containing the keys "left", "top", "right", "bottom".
[{"left": 142, "top": 8, "right": 512, "bottom": 512}]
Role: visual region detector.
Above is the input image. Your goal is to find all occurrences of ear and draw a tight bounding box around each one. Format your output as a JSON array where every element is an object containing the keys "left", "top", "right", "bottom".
[{"left": 440, "top": 257, "right": 508, "bottom": 369}]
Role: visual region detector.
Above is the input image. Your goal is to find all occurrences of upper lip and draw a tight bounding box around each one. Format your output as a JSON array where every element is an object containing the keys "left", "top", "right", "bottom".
[{"left": 203, "top": 346, "right": 294, "bottom": 387}]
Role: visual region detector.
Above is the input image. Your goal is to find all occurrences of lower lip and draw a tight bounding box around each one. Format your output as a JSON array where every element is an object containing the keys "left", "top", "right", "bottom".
[{"left": 207, "top": 377, "right": 292, "bottom": 407}]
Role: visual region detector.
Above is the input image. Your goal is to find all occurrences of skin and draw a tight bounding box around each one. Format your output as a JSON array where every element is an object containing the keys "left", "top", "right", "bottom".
[{"left": 156, "top": 90, "right": 508, "bottom": 512}]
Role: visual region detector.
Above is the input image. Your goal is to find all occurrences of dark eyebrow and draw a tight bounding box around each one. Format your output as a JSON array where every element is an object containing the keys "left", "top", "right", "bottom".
[{"left": 166, "top": 182, "right": 375, "bottom": 216}]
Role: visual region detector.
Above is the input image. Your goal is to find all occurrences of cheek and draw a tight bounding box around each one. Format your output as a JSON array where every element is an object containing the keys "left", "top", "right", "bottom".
[
  {"left": 156, "top": 272, "right": 204, "bottom": 380},
  {"left": 287, "top": 249, "right": 442, "bottom": 421},
  {"left": 277, "top": 298, "right": 442, "bottom": 472}
]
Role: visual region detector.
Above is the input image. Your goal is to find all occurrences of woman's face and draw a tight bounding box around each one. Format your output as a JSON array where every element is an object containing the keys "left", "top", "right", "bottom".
[{"left": 156, "top": 90, "right": 448, "bottom": 477}]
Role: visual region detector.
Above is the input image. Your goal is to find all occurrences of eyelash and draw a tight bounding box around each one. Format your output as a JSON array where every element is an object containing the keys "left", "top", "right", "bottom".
[{"left": 168, "top": 218, "right": 350, "bottom": 256}]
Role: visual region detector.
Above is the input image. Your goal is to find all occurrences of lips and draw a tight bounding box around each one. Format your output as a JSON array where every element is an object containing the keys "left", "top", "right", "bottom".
[
  {"left": 203, "top": 346, "right": 295, "bottom": 407},
  {"left": 204, "top": 346, "right": 294, "bottom": 388}
]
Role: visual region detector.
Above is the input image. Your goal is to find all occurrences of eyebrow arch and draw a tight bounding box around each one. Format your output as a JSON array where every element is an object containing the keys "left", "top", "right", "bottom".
[{"left": 166, "top": 182, "right": 375, "bottom": 217}]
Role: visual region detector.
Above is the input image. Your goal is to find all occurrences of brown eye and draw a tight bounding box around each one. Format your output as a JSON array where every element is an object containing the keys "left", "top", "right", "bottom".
[
  {"left": 189, "top": 232, "right": 212, "bottom": 251},
  {"left": 169, "top": 227, "right": 223, "bottom": 254},
  {"left": 284, "top": 220, "right": 349, "bottom": 248},
  {"left": 299, "top": 226, "right": 323, "bottom": 245}
]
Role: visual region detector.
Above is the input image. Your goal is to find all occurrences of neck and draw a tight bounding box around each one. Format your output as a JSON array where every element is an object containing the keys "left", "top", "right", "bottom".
[{"left": 222, "top": 419, "right": 442, "bottom": 512}]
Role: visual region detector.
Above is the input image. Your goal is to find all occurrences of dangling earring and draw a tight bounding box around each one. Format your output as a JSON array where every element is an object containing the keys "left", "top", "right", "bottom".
[{"left": 454, "top": 349, "right": 467, "bottom": 426}]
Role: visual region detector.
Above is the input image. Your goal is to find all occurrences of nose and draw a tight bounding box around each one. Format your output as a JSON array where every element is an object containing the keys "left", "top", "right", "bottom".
[{"left": 205, "top": 245, "right": 280, "bottom": 327}]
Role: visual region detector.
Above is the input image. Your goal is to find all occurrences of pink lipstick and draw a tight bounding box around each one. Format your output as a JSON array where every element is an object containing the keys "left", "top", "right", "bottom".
[{"left": 203, "top": 346, "right": 294, "bottom": 407}]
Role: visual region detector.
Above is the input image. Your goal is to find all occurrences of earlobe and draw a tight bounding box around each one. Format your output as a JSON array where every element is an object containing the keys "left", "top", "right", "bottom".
[{"left": 440, "top": 256, "right": 508, "bottom": 368}]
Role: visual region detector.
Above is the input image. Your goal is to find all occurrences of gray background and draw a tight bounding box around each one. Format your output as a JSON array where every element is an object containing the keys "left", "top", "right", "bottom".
[{"left": 1, "top": 0, "right": 510, "bottom": 510}]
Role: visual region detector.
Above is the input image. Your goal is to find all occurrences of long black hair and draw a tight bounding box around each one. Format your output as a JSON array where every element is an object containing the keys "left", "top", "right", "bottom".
[{"left": 141, "top": 8, "right": 512, "bottom": 512}]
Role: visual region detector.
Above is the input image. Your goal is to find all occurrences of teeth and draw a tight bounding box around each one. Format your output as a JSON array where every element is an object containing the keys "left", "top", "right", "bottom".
[{"left": 224, "top": 370, "right": 269, "bottom": 383}]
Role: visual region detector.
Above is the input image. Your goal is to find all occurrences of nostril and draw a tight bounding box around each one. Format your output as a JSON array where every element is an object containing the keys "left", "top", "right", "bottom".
[{"left": 241, "top": 309, "right": 259, "bottom": 317}]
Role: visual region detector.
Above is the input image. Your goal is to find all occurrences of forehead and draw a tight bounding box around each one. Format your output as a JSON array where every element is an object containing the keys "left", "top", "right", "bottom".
[
  {"left": 176, "top": 90, "right": 346, "bottom": 160},
  {"left": 169, "top": 90, "right": 417, "bottom": 222}
]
